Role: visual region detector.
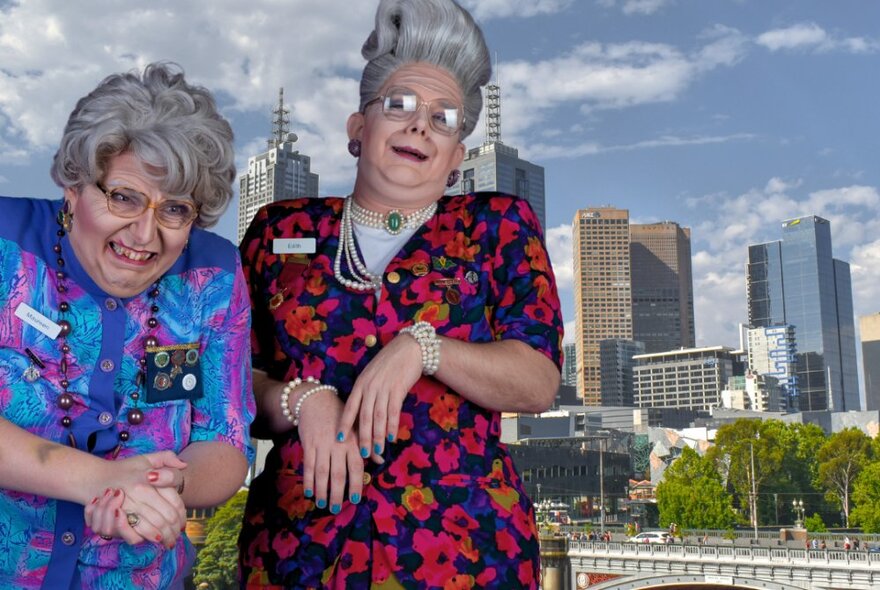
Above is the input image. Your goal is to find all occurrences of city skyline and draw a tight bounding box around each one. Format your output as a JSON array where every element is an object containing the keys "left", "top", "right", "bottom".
[{"left": 1, "top": 0, "right": 878, "bottom": 354}]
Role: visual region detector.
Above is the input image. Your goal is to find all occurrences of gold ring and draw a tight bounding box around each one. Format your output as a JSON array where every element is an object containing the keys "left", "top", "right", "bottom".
[{"left": 126, "top": 512, "right": 141, "bottom": 527}]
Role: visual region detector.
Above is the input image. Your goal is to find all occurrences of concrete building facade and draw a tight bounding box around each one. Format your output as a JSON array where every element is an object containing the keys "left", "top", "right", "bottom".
[
  {"left": 859, "top": 313, "right": 880, "bottom": 411},
  {"left": 633, "top": 346, "right": 736, "bottom": 412}
]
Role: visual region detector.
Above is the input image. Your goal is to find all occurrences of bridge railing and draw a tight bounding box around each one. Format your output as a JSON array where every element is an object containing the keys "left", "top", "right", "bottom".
[{"left": 568, "top": 541, "right": 880, "bottom": 567}]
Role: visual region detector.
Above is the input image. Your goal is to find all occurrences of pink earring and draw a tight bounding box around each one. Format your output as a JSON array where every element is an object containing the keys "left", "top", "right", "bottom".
[
  {"left": 446, "top": 169, "right": 461, "bottom": 188},
  {"left": 348, "top": 139, "right": 361, "bottom": 158}
]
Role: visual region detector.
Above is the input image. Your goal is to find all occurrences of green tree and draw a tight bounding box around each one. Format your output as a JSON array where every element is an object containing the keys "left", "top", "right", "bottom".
[
  {"left": 657, "top": 446, "right": 736, "bottom": 530},
  {"left": 193, "top": 490, "right": 249, "bottom": 590},
  {"left": 709, "top": 419, "right": 785, "bottom": 530},
  {"left": 815, "top": 428, "right": 873, "bottom": 527},
  {"left": 760, "top": 421, "right": 826, "bottom": 525},
  {"left": 850, "top": 461, "right": 880, "bottom": 533},
  {"left": 804, "top": 513, "right": 827, "bottom": 533}
]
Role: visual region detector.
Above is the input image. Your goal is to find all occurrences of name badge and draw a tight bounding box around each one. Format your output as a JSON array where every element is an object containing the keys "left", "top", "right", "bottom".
[
  {"left": 15, "top": 303, "right": 62, "bottom": 339},
  {"left": 273, "top": 238, "right": 316, "bottom": 254}
]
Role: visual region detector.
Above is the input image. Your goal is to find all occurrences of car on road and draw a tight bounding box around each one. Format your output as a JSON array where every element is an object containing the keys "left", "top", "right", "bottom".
[{"left": 627, "top": 531, "right": 674, "bottom": 544}]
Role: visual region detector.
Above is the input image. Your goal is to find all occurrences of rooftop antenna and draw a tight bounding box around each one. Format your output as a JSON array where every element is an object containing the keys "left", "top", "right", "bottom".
[
  {"left": 484, "top": 53, "right": 501, "bottom": 145},
  {"left": 269, "top": 87, "right": 290, "bottom": 148}
]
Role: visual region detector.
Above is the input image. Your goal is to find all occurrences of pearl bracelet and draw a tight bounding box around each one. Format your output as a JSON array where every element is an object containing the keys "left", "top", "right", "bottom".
[
  {"left": 400, "top": 321, "right": 441, "bottom": 376},
  {"left": 292, "top": 384, "right": 339, "bottom": 426},
  {"left": 280, "top": 376, "right": 318, "bottom": 424}
]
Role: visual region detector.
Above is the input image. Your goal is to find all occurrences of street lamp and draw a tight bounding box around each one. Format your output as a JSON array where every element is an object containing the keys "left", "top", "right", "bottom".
[{"left": 792, "top": 499, "right": 805, "bottom": 529}]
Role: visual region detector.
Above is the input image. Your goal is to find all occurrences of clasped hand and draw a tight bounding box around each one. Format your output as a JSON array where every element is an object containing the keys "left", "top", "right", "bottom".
[{"left": 84, "top": 451, "right": 187, "bottom": 548}]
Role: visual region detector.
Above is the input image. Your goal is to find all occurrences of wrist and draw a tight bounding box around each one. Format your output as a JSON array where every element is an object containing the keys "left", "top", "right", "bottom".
[{"left": 400, "top": 321, "right": 441, "bottom": 375}]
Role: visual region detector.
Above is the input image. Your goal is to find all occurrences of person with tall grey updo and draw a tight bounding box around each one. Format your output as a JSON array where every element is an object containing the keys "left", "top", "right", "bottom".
[
  {"left": 238, "top": 0, "right": 562, "bottom": 587},
  {"left": 0, "top": 62, "right": 254, "bottom": 588}
]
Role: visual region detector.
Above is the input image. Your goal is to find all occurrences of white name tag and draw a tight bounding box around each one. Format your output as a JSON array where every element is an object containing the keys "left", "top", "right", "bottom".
[
  {"left": 273, "top": 238, "right": 316, "bottom": 254},
  {"left": 15, "top": 302, "right": 62, "bottom": 339}
]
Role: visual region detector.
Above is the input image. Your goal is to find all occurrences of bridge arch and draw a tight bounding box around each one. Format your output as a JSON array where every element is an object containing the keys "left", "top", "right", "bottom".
[{"left": 588, "top": 574, "right": 805, "bottom": 590}]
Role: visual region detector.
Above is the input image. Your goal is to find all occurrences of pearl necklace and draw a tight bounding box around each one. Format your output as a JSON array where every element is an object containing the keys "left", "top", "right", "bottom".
[
  {"left": 333, "top": 197, "right": 383, "bottom": 291},
  {"left": 52, "top": 204, "right": 159, "bottom": 456},
  {"left": 349, "top": 199, "right": 437, "bottom": 235}
]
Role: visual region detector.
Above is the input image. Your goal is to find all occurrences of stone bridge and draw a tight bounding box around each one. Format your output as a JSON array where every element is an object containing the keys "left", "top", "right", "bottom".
[{"left": 539, "top": 538, "right": 880, "bottom": 590}]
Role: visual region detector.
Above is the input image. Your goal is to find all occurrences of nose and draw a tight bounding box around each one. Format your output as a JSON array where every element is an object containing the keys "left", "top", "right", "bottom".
[
  {"left": 128, "top": 206, "right": 159, "bottom": 246},
  {"left": 408, "top": 103, "right": 429, "bottom": 134}
]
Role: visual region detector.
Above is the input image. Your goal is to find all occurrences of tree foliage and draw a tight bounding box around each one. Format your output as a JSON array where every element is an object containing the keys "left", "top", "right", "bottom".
[
  {"left": 657, "top": 446, "right": 737, "bottom": 530},
  {"left": 804, "top": 513, "right": 826, "bottom": 533},
  {"left": 815, "top": 428, "right": 873, "bottom": 528},
  {"left": 193, "top": 490, "right": 249, "bottom": 590},
  {"left": 850, "top": 461, "right": 880, "bottom": 533}
]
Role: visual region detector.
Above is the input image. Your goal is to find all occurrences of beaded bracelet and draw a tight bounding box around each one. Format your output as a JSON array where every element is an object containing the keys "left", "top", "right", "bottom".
[
  {"left": 292, "top": 384, "right": 339, "bottom": 426},
  {"left": 280, "top": 376, "right": 318, "bottom": 424},
  {"left": 400, "top": 321, "right": 441, "bottom": 376}
]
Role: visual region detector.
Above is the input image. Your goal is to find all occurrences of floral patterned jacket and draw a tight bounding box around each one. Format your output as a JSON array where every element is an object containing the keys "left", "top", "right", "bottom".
[{"left": 239, "top": 193, "right": 562, "bottom": 589}]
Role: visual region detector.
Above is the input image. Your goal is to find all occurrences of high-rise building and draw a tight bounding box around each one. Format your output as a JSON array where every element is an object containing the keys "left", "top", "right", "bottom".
[
  {"left": 629, "top": 222, "right": 695, "bottom": 353},
  {"left": 747, "top": 325, "right": 798, "bottom": 407},
  {"left": 445, "top": 81, "right": 546, "bottom": 231},
  {"left": 599, "top": 339, "right": 645, "bottom": 406},
  {"left": 562, "top": 343, "right": 578, "bottom": 387},
  {"left": 237, "top": 89, "right": 319, "bottom": 243},
  {"left": 859, "top": 313, "right": 880, "bottom": 411},
  {"left": 747, "top": 216, "right": 859, "bottom": 411},
  {"left": 633, "top": 346, "right": 736, "bottom": 412},
  {"left": 573, "top": 207, "right": 632, "bottom": 404}
]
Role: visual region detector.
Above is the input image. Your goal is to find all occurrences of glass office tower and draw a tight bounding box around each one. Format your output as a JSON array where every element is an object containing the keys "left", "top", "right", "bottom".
[{"left": 747, "top": 216, "right": 859, "bottom": 412}]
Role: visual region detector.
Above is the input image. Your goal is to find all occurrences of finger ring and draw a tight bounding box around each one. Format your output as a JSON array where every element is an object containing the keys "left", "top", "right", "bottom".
[{"left": 126, "top": 512, "right": 141, "bottom": 527}]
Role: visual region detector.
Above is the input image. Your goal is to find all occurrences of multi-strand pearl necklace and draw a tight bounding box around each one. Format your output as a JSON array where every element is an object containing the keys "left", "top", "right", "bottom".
[
  {"left": 333, "top": 196, "right": 437, "bottom": 292},
  {"left": 349, "top": 199, "right": 437, "bottom": 235}
]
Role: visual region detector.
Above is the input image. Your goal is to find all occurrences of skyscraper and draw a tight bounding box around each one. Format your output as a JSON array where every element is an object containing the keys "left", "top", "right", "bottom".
[
  {"left": 573, "top": 207, "right": 632, "bottom": 404},
  {"left": 561, "top": 342, "right": 578, "bottom": 387},
  {"left": 747, "top": 216, "right": 859, "bottom": 411},
  {"left": 599, "top": 339, "right": 645, "bottom": 406},
  {"left": 445, "top": 80, "right": 547, "bottom": 231},
  {"left": 747, "top": 325, "right": 797, "bottom": 408},
  {"left": 629, "top": 222, "right": 695, "bottom": 353},
  {"left": 859, "top": 313, "right": 880, "bottom": 411},
  {"left": 237, "top": 89, "right": 319, "bottom": 243}
]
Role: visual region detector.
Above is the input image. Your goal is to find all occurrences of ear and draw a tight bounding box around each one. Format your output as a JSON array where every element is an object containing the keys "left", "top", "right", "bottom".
[
  {"left": 450, "top": 141, "right": 466, "bottom": 170},
  {"left": 63, "top": 186, "right": 81, "bottom": 210},
  {"left": 347, "top": 112, "right": 365, "bottom": 142}
]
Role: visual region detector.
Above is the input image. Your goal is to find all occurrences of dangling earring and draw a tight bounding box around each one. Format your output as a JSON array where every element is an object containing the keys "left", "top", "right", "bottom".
[
  {"left": 58, "top": 200, "right": 74, "bottom": 233},
  {"left": 446, "top": 169, "right": 461, "bottom": 188},
  {"left": 348, "top": 139, "right": 362, "bottom": 158}
]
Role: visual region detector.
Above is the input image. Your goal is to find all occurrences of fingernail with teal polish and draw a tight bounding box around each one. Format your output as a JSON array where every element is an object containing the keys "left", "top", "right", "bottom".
[
  {"left": 360, "top": 447, "right": 369, "bottom": 458},
  {"left": 387, "top": 434, "right": 395, "bottom": 443},
  {"left": 374, "top": 443, "right": 382, "bottom": 455},
  {"left": 331, "top": 504, "right": 341, "bottom": 514},
  {"left": 351, "top": 493, "right": 361, "bottom": 504},
  {"left": 336, "top": 432, "right": 344, "bottom": 442},
  {"left": 304, "top": 488, "right": 313, "bottom": 498},
  {"left": 316, "top": 498, "right": 327, "bottom": 509}
]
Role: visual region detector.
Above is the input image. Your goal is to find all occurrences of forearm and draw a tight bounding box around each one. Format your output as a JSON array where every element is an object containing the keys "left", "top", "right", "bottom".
[
  {"left": 433, "top": 338, "right": 560, "bottom": 413},
  {"left": 0, "top": 417, "right": 114, "bottom": 505},
  {"left": 177, "top": 441, "right": 248, "bottom": 508},
  {"left": 250, "top": 369, "right": 295, "bottom": 439}
]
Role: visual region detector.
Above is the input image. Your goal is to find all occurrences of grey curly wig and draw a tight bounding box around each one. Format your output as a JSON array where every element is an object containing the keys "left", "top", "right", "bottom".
[
  {"left": 359, "top": 0, "right": 491, "bottom": 140},
  {"left": 50, "top": 62, "right": 235, "bottom": 228}
]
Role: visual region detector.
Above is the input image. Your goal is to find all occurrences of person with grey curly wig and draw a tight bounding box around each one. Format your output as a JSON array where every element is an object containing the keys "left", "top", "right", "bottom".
[
  {"left": 0, "top": 62, "right": 254, "bottom": 588},
  {"left": 239, "top": 0, "right": 562, "bottom": 587}
]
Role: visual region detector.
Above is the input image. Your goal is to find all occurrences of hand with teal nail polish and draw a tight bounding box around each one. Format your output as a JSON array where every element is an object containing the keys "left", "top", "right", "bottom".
[
  {"left": 350, "top": 493, "right": 361, "bottom": 504},
  {"left": 304, "top": 488, "right": 313, "bottom": 498},
  {"left": 360, "top": 447, "right": 369, "bottom": 458},
  {"left": 330, "top": 504, "right": 341, "bottom": 514},
  {"left": 316, "top": 499, "right": 327, "bottom": 509}
]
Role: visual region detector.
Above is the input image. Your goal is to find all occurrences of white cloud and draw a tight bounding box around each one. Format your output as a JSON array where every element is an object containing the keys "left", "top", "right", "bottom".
[
  {"left": 523, "top": 132, "right": 754, "bottom": 161},
  {"left": 850, "top": 240, "right": 880, "bottom": 315},
  {"left": 0, "top": 173, "right": 7, "bottom": 183},
  {"left": 756, "top": 22, "right": 879, "bottom": 54},
  {"left": 461, "top": 0, "right": 573, "bottom": 20},
  {"left": 545, "top": 223, "right": 574, "bottom": 290},
  {"left": 493, "top": 28, "right": 748, "bottom": 148},
  {"left": 0, "top": 0, "right": 371, "bottom": 188},
  {"left": 597, "top": 0, "right": 674, "bottom": 16}
]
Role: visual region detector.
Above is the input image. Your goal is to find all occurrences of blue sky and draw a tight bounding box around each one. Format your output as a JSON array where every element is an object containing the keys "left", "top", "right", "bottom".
[{"left": 1, "top": 0, "right": 878, "bottom": 350}]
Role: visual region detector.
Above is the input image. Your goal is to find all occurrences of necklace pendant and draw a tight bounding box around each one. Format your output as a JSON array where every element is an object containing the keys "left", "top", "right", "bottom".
[
  {"left": 384, "top": 210, "right": 403, "bottom": 234},
  {"left": 23, "top": 365, "right": 41, "bottom": 382}
]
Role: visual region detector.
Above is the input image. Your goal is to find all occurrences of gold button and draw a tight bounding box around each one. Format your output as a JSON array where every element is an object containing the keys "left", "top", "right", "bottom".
[
  {"left": 365, "top": 334, "right": 378, "bottom": 348},
  {"left": 386, "top": 271, "right": 400, "bottom": 284}
]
